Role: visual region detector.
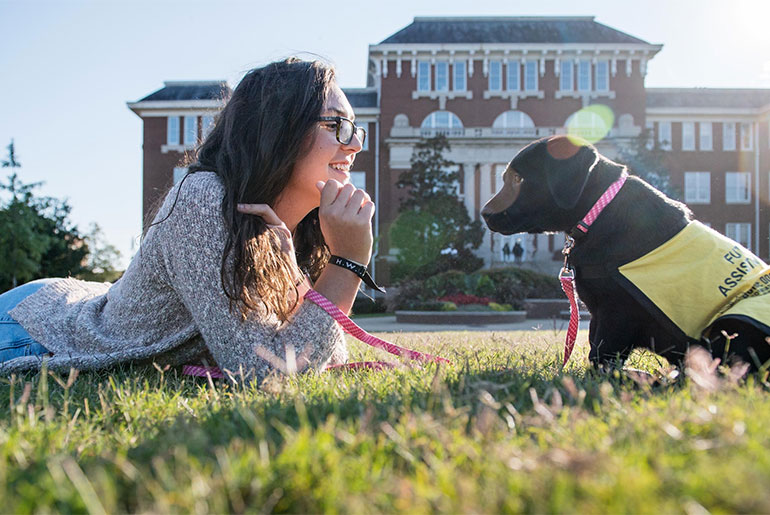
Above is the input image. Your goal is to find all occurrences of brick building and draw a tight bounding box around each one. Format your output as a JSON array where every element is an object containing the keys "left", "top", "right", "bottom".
[{"left": 128, "top": 16, "right": 770, "bottom": 284}]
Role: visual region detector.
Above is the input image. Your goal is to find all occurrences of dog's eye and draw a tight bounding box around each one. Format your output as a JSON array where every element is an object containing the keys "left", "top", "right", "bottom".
[{"left": 512, "top": 174, "right": 523, "bottom": 184}]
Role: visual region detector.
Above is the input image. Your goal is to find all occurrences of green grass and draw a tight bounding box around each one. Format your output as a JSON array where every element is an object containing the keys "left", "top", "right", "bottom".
[{"left": 2, "top": 330, "right": 770, "bottom": 513}]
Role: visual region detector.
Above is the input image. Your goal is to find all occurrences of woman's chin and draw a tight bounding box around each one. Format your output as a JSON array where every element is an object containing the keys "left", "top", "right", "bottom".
[{"left": 328, "top": 167, "right": 351, "bottom": 183}]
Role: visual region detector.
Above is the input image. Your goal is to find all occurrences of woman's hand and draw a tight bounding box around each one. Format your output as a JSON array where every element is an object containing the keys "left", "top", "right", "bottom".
[
  {"left": 236, "top": 203, "right": 297, "bottom": 263},
  {"left": 316, "top": 180, "right": 374, "bottom": 265}
]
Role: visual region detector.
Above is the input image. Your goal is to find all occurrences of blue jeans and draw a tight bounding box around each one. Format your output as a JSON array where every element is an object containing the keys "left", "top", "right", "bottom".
[{"left": 0, "top": 279, "right": 54, "bottom": 362}]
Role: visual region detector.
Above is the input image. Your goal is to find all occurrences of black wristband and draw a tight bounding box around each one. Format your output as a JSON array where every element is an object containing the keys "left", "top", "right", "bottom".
[{"left": 329, "top": 255, "right": 386, "bottom": 294}]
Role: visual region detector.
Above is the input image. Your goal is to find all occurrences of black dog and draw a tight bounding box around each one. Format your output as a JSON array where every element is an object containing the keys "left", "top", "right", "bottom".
[{"left": 481, "top": 135, "right": 770, "bottom": 370}]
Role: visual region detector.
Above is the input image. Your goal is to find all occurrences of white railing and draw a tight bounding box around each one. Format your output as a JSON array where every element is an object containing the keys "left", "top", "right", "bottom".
[{"left": 397, "top": 126, "right": 564, "bottom": 139}]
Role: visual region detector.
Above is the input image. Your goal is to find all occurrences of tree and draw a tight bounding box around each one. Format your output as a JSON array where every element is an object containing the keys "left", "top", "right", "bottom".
[
  {"left": 0, "top": 140, "right": 98, "bottom": 292},
  {"left": 389, "top": 135, "right": 484, "bottom": 282},
  {"left": 78, "top": 223, "right": 123, "bottom": 282},
  {"left": 0, "top": 182, "right": 49, "bottom": 289},
  {"left": 616, "top": 129, "right": 679, "bottom": 199}
]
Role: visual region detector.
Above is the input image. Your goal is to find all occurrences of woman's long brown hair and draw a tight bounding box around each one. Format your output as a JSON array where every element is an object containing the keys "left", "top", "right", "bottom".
[{"left": 188, "top": 58, "right": 334, "bottom": 321}]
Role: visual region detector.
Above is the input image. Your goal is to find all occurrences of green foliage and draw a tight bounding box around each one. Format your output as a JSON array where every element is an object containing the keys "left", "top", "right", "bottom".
[
  {"left": 394, "top": 267, "right": 562, "bottom": 310},
  {"left": 78, "top": 223, "right": 123, "bottom": 283},
  {"left": 488, "top": 302, "right": 513, "bottom": 311},
  {"left": 1, "top": 334, "right": 769, "bottom": 512},
  {"left": 0, "top": 140, "right": 123, "bottom": 292},
  {"left": 350, "top": 296, "right": 387, "bottom": 316},
  {"left": 406, "top": 300, "right": 458, "bottom": 312},
  {"left": 0, "top": 197, "right": 49, "bottom": 287},
  {"left": 390, "top": 136, "right": 483, "bottom": 282},
  {"left": 0, "top": 172, "right": 90, "bottom": 292},
  {"left": 396, "top": 134, "right": 459, "bottom": 208},
  {"left": 616, "top": 129, "right": 679, "bottom": 198}
]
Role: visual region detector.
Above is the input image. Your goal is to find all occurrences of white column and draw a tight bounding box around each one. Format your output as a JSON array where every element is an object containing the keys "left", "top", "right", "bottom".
[
  {"left": 479, "top": 163, "right": 494, "bottom": 266},
  {"left": 462, "top": 163, "right": 476, "bottom": 217}
]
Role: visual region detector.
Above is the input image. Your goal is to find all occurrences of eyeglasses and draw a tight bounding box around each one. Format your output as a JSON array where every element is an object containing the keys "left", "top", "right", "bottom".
[{"left": 317, "top": 116, "right": 367, "bottom": 146}]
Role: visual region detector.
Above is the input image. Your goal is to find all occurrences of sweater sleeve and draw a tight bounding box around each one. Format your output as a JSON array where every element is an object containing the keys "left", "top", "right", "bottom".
[{"left": 151, "top": 175, "right": 347, "bottom": 382}]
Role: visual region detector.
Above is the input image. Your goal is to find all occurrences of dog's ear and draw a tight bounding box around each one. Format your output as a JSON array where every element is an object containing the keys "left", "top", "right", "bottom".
[{"left": 544, "top": 137, "right": 599, "bottom": 210}]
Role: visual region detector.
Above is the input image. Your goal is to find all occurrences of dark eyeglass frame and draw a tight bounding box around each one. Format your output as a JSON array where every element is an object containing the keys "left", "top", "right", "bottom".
[{"left": 317, "top": 116, "right": 367, "bottom": 146}]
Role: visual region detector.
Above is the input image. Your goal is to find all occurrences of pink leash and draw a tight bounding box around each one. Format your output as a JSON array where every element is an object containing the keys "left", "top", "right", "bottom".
[
  {"left": 561, "top": 171, "right": 627, "bottom": 365},
  {"left": 183, "top": 288, "right": 450, "bottom": 378}
]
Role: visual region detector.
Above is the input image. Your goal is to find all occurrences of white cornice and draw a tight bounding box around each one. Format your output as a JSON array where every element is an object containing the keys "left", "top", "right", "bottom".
[
  {"left": 369, "top": 43, "right": 662, "bottom": 56},
  {"left": 127, "top": 100, "right": 225, "bottom": 117},
  {"left": 352, "top": 108, "right": 380, "bottom": 117},
  {"left": 646, "top": 107, "right": 764, "bottom": 119}
]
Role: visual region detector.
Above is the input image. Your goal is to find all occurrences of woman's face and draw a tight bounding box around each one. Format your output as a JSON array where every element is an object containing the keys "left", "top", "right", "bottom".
[{"left": 283, "top": 83, "right": 363, "bottom": 209}]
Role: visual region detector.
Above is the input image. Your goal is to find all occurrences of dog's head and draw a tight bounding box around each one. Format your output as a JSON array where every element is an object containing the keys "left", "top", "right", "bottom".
[{"left": 481, "top": 135, "right": 600, "bottom": 234}]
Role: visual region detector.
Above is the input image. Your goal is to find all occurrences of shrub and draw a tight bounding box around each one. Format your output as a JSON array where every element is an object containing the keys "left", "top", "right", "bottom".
[
  {"left": 351, "top": 296, "right": 387, "bottom": 315},
  {"left": 392, "top": 266, "right": 560, "bottom": 310},
  {"left": 437, "top": 293, "right": 494, "bottom": 305},
  {"left": 401, "top": 300, "right": 457, "bottom": 312}
]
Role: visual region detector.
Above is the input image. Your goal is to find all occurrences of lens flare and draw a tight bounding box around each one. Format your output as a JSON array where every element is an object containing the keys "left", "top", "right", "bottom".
[{"left": 566, "top": 104, "right": 615, "bottom": 144}]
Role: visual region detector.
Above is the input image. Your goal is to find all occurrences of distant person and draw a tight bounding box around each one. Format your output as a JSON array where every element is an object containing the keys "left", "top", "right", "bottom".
[
  {"left": 0, "top": 58, "right": 373, "bottom": 382},
  {"left": 513, "top": 238, "right": 524, "bottom": 263},
  {"left": 502, "top": 242, "right": 511, "bottom": 262}
]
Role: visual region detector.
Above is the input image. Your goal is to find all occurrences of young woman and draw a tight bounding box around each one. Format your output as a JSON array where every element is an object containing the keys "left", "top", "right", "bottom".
[{"left": 0, "top": 58, "right": 373, "bottom": 382}]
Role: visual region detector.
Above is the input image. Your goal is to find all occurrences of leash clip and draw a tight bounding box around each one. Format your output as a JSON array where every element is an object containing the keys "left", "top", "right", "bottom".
[{"left": 561, "top": 235, "right": 575, "bottom": 274}]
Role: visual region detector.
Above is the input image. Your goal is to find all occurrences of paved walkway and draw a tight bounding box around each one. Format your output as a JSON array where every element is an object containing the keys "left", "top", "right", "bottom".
[{"left": 352, "top": 315, "right": 591, "bottom": 333}]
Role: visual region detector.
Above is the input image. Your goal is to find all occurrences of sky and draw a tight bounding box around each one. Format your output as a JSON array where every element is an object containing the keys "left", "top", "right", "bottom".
[{"left": 1, "top": 0, "right": 769, "bottom": 268}]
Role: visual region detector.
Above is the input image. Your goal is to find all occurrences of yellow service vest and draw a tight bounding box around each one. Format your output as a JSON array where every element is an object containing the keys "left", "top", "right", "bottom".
[{"left": 618, "top": 221, "right": 770, "bottom": 339}]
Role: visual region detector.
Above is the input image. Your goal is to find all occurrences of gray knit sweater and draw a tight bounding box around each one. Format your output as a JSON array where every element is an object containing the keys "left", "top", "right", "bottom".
[{"left": 5, "top": 172, "right": 348, "bottom": 380}]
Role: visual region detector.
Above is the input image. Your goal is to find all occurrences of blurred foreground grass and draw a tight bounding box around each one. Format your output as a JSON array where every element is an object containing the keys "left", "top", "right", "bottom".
[{"left": 1, "top": 329, "right": 769, "bottom": 513}]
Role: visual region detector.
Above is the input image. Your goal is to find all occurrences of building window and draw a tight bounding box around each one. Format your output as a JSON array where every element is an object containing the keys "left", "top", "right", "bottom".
[
  {"left": 699, "top": 122, "right": 713, "bottom": 151},
  {"left": 488, "top": 60, "right": 502, "bottom": 91},
  {"left": 565, "top": 110, "right": 610, "bottom": 141},
  {"left": 453, "top": 61, "right": 466, "bottom": 91},
  {"left": 421, "top": 111, "right": 464, "bottom": 136},
  {"left": 184, "top": 116, "right": 198, "bottom": 146},
  {"left": 723, "top": 122, "right": 736, "bottom": 151},
  {"left": 417, "top": 61, "right": 430, "bottom": 92},
  {"left": 201, "top": 115, "right": 215, "bottom": 140},
  {"left": 350, "top": 171, "right": 366, "bottom": 192},
  {"left": 173, "top": 166, "right": 188, "bottom": 185},
  {"left": 595, "top": 61, "right": 609, "bottom": 91},
  {"left": 740, "top": 122, "right": 753, "bottom": 151},
  {"left": 658, "top": 121, "right": 672, "bottom": 151},
  {"left": 560, "top": 60, "right": 573, "bottom": 91},
  {"left": 725, "top": 172, "right": 751, "bottom": 204},
  {"left": 682, "top": 122, "right": 695, "bottom": 151},
  {"left": 684, "top": 172, "right": 710, "bottom": 204},
  {"left": 725, "top": 223, "right": 751, "bottom": 249},
  {"left": 358, "top": 122, "right": 369, "bottom": 151},
  {"left": 578, "top": 60, "right": 591, "bottom": 92},
  {"left": 524, "top": 60, "right": 538, "bottom": 92},
  {"left": 167, "top": 116, "right": 180, "bottom": 145},
  {"left": 435, "top": 62, "right": 449, "bottom": 92},
  {"left": 492, "top": 110, "right": 536, "bottom": 135},
  {"left": 506, "top": 61, "right": 520, "bottom": 91},
  {"left": 645, "top": 121, "right": 654, "bottom": 150}
]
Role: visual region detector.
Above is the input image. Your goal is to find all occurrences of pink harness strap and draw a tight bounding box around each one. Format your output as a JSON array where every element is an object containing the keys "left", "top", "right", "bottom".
[
  {"left": 183, "top": 288, "right": 450, "bottom": 379},
  {"left": 561, "top": 171, "right": 628, "bottom": 365}
]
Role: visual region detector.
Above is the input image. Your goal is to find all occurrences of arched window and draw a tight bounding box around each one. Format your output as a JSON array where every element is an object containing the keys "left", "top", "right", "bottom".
[
  {"left": 420, "top": 111, "right": 464, "bottom": 137},
  {"left": 564, "top": 107, "right": 613, "bottom": 142},
  {"left": 492, "top": 110, "right": 536, "bottom": 135}
]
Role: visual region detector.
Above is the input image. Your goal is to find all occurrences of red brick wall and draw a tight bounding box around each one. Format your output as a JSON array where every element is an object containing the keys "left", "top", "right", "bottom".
[{"left": 142, "top": 117, "right": 187, "bottom": 228}]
